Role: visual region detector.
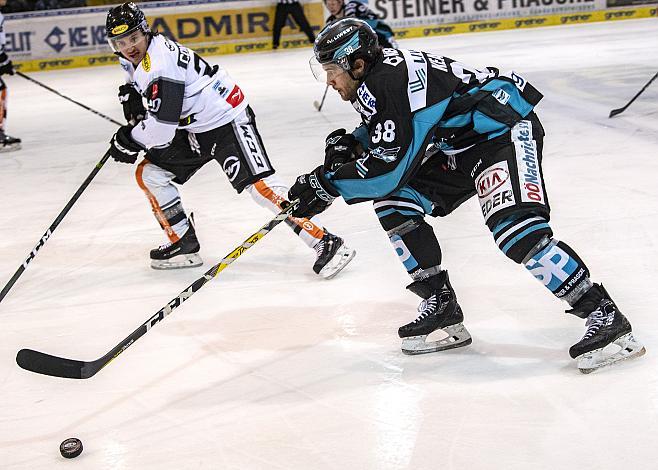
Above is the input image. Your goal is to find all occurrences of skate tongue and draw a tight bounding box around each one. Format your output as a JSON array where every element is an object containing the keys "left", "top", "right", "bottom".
[{"left": 406, "top": 281, "right": 433, "bottom": 299}]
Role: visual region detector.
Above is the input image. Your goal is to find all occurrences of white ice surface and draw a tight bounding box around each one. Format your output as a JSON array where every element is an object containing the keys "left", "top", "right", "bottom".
[{"left": 2, "top": 19, "right": 658, "bottom": 470}]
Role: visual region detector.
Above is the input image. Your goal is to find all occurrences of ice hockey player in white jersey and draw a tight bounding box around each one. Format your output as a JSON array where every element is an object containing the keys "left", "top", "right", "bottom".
[
  {"left": 0, "top": 2, "right": 21, "bottom": 153},
  {"left": 105, "top": 3, "right": 355, "bottom": 278},
  {"left": 289, "top": 19, "right": 645, "bottom": 372}
]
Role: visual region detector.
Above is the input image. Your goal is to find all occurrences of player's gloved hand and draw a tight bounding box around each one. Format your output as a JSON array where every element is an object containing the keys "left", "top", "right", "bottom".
[
  {"left": 107, "top": 125, "right": 142, "bottom": 164},
  {"left": 324, "top": 128, "right": 359, "bottom": 172},
  {"left": 288, "top": 166, "right": 339, "bottom": 218},
  {"left": 0, "top": 53, "right": 15, "bottom": 76},
  {"left": 118, "top": 84, "right": 146, "bottom": 124}
]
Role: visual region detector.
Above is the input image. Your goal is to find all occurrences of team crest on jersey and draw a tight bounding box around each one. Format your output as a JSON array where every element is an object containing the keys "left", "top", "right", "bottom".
[
  {"left": 112, "top": 24, "right": 129, "bottom": 35},
  {"left": 142, "top": 53, "right": 151, "bottom": 72},
  {"left": 370, "top": 146, "right": 400, "bottom": 163}
]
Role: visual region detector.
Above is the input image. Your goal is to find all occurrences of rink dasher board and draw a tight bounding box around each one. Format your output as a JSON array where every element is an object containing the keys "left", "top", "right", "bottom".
[{"left": 7, "top": 3, "right": 658, "bottom": 73}]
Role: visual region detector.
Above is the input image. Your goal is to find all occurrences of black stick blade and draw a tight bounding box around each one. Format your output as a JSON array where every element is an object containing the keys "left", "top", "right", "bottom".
[
  {"left": 609, "top": 108, "right": 624, "bottom": 118},
  {"left": 16, "top": 349, "right": 86, "bottom": 379}
]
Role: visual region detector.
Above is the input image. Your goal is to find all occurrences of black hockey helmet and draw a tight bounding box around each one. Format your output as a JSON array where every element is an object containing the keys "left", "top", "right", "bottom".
[
  {"left": 313, "top": 18, "right": 379, "bottom": 72},
  {"left": 106, "top": 2, "right": 151, "bottom": 53}
]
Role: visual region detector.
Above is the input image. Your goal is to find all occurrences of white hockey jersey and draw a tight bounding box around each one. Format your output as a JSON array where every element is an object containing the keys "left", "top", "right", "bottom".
[
  {"left": 1, "top": 13, "right": 6, "bottom": 53},
  {"left": 120, "top": 34, "right": 248, "bottom": 150}
]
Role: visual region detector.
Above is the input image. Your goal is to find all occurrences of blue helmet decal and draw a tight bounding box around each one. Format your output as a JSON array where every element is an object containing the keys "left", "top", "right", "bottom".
[{"left": 332, "top": 32, "right": 361, "bottom": 62}]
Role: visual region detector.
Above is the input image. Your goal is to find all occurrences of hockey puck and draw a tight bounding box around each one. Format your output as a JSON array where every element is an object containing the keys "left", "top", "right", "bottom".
[{"left": 60, "top": 437, "right": 83, "bottom": 459}]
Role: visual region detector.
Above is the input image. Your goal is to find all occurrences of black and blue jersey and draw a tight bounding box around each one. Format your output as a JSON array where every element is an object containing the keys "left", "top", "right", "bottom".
[{"left": 325, "top": 48, "right": 543, "bottom": 204}]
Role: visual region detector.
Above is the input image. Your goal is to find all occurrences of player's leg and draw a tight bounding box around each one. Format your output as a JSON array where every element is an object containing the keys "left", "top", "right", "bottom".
[
  {"left": 375, "top": 185, "right": 471, "bottom": 354},
  {"left": 196, "top": 106, "right": 355, "bottom": 278},
  {"left": 272, "top": 3, "right": 287, "bottom": 49},
  {"left": 475, "top": 115, "right": 644, "bottom": 370},
  {"left": 0, "top": 78, "right": 21, "bottom": 153},
  {"left": 136, "top": 131, "right": 207, "bottom": 269},
  {"left": 289, "top": 1, "right": 316, "bottom": 43},
  {"left": 246, "top": 175, "right": 355, "bottom": 278}
]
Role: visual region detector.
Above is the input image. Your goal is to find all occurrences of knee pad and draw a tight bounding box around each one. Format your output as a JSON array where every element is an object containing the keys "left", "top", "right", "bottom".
[
  {"left": 137, "top": 161, "right": 176, "bottom": 190},
  {"left": 491, "top": 213, "right": 553, "bottom": 263}
]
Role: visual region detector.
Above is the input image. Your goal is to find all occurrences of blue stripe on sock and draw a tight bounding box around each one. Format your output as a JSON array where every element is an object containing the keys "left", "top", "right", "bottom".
[{"left": 501, "top": 223, "right": 550, "bottom": 254}]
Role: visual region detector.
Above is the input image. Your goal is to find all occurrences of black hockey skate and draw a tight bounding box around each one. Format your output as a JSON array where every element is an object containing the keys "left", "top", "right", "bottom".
[
  {"left": 150, "top": 222, "right": 203, "bottom": 270},
  {"left": 312, "top": 231, "right": 355, "bottom": 279},
  {"left": 568, "top": 284, "right": 645, "bottom": 374},
  {"left": 398, "top": 272, "right": 472, "bottom": 355},
  {"left": 0, "top": 132, "right": 21, "bottom": 153}
]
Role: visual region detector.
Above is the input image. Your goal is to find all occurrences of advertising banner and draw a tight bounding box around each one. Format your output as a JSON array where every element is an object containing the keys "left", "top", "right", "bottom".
[
  {"left": 5, "top": 0, "right": 658, "bottom": 72},
  {"left": 6, "top": 0, "right": 325, "bottom": 71},
  {"left": 373, "top": 0, "right": 608, "bottom": 27}
]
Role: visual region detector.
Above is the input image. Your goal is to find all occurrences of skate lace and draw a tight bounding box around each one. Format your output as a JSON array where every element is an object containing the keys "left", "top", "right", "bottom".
[
  {"left": 314, "top": 240, "right": 325, "bottom": 259},
  {"left": 413, "top": 295, "right": 437, "bottom": 323},
  {"left": 156, "top": 241, "right": 173, "bottom": 251},
  {"left": 581, "top": 307, "right": 612, "bottom": 340}
]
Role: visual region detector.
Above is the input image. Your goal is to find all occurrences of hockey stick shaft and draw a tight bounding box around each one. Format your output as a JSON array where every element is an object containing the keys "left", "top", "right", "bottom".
[
  {"left": 609, "top": 71, "right": 658, "bottom": 118},
  {"left": 314, "top": 85, "right": 329, "bottom": 111},
  {"left": 2, "top": 72, "right": 123, "bottom": 303},
  {"left": 16, "top": 203, "right": 296, "bottom": 379},
  {"left": 0, "top": 151, "right": 112, "bottom": 304},
  {"left": 16, "top": 71, "right": 122, "bottom": 126}
]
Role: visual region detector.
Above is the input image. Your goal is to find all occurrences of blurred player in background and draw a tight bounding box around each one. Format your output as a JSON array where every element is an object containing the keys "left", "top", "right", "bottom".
[
  {"left": 324, "top": 0, "right": 396, "bottom": 49},
  {"left": 0, "top": 0, "right": 21, "bottom": 153},
  {"left": 105, "top": 2, "right": 355, "bottom": 277},
  {"left": 272, "top": 0, "right": 316, "bottom": 50}
]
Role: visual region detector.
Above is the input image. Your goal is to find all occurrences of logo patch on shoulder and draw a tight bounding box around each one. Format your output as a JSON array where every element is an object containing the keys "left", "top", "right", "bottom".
[
  {"left": 226, "top": 85, "right": 244, "bottom": 108},
  {"left": 142, "top": 53, "right": 151, "bottom": 72}
]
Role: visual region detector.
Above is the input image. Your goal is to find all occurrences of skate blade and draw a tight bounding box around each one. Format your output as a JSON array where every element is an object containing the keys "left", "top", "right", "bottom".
[
  {"left": 318, "top": 245, "right": 356, "bottom": 280},
  {"left": 0, "top": 143, "right": 21, "bottom": 153},
  {"left": 151, "top": 253, "right": 203, "bottom": 270},
  {"left": 401, "top": 323, "right": 472, "bottom": 355},
  {"left": 577, "top": 332, "right": 646, "bottom": 374}
]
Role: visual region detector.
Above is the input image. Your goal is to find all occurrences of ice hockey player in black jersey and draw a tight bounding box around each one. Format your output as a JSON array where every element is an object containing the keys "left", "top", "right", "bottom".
[
  {"left": 288, "top": 18, "right": 645, "bottom": 373},
  {"left": 104, "top": 3, "right": 355, "bottom": 278},
  {"left": 324, "top": 0, "right": 396, "bottom": 49}
]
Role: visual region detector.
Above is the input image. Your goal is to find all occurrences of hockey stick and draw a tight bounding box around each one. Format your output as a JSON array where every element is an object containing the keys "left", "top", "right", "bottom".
[
  {"left": 313, "top": 85, "right": 329, "bottom": 111},
  {"left": 609, "top": 71, "right": 658, "bottom": 118},
  {"left": 0, "top": 74, "right": 123, "bottom": 303},
  {"left": 16, "top": 71, "right": 122, "bottom": 126},
  {"left": 16, "top": 202, "right": 296, "bottom": 379},
  {"left": 0, "top": 150, "right": 113, "bottom": 303}
]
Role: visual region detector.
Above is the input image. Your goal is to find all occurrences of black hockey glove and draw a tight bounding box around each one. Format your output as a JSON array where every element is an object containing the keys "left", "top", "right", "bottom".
[
  {"left": 324, "top": 128, "right": 359, "bottom": 172},
  {"left": 288, "top": 166, "right": 339, "bottom": 219},
  {"left": 118, "top": 84, "right": 146, "bottom": 124},
  {"left": 0, "top": 53, "right": 15, "bottom": 76},
  {"left": 107, "top": 125, "right": 142, "bottom": 164}
]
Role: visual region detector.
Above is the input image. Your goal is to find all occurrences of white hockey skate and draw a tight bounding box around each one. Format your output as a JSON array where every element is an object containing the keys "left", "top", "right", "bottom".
[
  {"left": 150, "top": 223, "right": 203, "bottom": 270},
  {"left": 575, "top": 332, "right": 645, "bottom": 374},
  {"left": 312, "top": 232, "right": 356, "bottom": 279},
  {"left": 398, "top": 273, "right": 472, "bottom": 355},
  {"left": 568, "top": 284, "right": 646, "bottom": 374}
]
